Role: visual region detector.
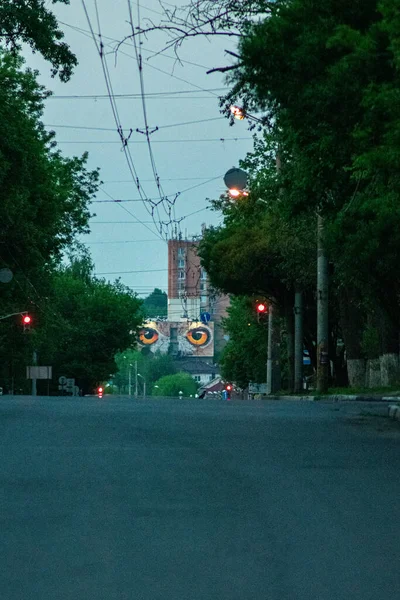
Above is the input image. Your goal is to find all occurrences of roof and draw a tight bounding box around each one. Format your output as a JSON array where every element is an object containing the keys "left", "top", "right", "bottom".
[{"left": 175, "top": 358, "right": 220, "bottom": 375}]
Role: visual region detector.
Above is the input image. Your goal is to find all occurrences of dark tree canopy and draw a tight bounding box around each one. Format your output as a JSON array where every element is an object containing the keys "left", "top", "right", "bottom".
[
  {"left": 143, "top": 288, "right": 168, "bottom": 319},
  {"left": 0, "top": 0, "right": 77, "bottom": 80}
]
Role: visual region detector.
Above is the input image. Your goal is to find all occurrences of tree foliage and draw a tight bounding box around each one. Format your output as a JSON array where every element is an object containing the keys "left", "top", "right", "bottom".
[
  {"left": 0, "top": 49, "right": 100, "bottom": 393},
  {"left": 143, "top": 288, "right": 168, "bottom": 319},
  {"left": 0, "top": 0, "right": 77, "bottom": 81},
  {"left": 152, "top": 372, "right": 198, "bottom": 397},
  {"left": 218, "top": 296, "right": 268, "bottom": 388},
  {"left": 114, "top": 349, "right": 177, "bottom": 394},
  {"left": 32, "top": 255, "right": 143, "bottom": 394}
]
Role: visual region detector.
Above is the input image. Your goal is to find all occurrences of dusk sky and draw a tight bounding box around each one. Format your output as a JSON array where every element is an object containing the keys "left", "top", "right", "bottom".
[{"left": 25, "top": 0, "right": 254, "bottom": 298}]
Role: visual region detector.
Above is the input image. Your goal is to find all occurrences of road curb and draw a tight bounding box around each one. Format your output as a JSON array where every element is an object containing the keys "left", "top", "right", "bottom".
[
  {"left": 388, "top": 405, "right": 400, "bottom": 421},
  {"left": 265, "top": 394, "right": 399, "bottom": 403}
]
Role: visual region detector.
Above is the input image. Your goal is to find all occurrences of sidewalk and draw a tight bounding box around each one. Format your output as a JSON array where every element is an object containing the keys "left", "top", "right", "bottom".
[
  {"left": 264, "top": 392, "right": 400, "bottom": 422},
  {"left": 267, "top": 393, "right": 400, "bottom": 403}
]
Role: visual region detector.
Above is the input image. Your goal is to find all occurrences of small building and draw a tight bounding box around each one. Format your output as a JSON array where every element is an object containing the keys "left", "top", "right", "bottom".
[{"left": 175, "top": 358, "right": 220, "bottom": 386}]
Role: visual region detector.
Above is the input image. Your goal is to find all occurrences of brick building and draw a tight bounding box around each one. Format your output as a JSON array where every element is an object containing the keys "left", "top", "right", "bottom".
[{"left": 167, "top": 238, "right": 229, "bottom": 355}]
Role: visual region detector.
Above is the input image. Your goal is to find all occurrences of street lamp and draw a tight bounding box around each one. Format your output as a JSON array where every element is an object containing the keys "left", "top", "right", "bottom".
[
  {"left": 230, "top": 105, "right": 264, "bottom": 124},
  {"left": 223, "top": 167, "right": 249, "bottom": 198},
  {"left": 223, "top": 164, "right": 281, "bottom": 394},
  {"left": 128, "top": 363, "right": 133, "bottom": 396},
  {"left": 229, "top": 106, "right": 309, "bottom": 393}
]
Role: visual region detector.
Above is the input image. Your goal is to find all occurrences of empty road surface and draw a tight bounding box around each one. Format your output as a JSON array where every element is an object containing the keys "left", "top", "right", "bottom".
[{"left": 0, "top": 396, "right": 399, "bottom": 600}]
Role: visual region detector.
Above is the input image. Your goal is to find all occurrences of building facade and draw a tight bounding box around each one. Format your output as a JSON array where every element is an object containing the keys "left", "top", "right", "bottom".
[{"left": 167, "top": 238, "right": 229, "bottom": 355}]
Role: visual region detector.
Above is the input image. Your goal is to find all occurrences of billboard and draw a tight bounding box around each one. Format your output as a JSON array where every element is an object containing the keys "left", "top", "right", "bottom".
[{"left": 138, "top": 320, "right": 214, "bottom": 358}]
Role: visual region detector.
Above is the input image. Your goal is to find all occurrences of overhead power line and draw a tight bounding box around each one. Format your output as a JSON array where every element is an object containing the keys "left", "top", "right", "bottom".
[
  {"left": 57, "top": 137, "right": 252, "bottom": 144},
  {"left": 85, "top": 239, "right": 165, "bottom": 244},
  {"left": 44, "top": 116, "right": 225, "bottom": 131},
  {"left": 48, "top": 89, "right": 227, "bottom": 99},
  {"left": 89, "top": 207, "right": 210, "bottom": 222},
  {"left": 81, "top": 0, "right": 169, "bottom": 239},
  {"left": 96, "top": 268, "right": 167, "bottom": 275},
  {"left": 59, "top": 19, "right": 210, "bottom": 69}
]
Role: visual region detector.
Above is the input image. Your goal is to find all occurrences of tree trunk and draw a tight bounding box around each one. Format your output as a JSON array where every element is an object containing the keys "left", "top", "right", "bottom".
[
  {"left": 339, "top": 288, "right": 366, "bottom": 388},
  {"left": 378, "top": 309, "right": 399, "bottom": 386},
  {"left": 284, "top": 293, "right": 294, "bottom": 393},
  {"left": 347, "top": 359, "right": 366, "bottom": 388},
  {"left": 366, "top": 359, "right": 381, "bottom": 388}
]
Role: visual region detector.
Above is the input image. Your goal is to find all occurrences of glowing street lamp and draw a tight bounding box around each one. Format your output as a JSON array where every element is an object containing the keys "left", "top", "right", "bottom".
[
  {"left": 223, "top": 167, "right": 249, "bottom": 199},
  {"left": 230, "top": 105, "right": 264, "bottom": 124},
  {"left": 230, "top": 105, "right": 246, "bottom": 120}
]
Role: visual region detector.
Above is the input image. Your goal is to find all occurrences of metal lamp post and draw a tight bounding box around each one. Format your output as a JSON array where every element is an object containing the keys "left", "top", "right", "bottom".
[
  {"left": 227, "top": 105, "right": 306, "bottom": 394},
  {"left": 137, "top": 373, "right": 146, "bottom": 399}
]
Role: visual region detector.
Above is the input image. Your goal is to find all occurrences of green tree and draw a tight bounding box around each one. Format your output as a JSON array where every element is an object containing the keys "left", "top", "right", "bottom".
[
  {"left": 218, "top": 296, "right": 268, "bottom": 389},
  {"left": 0, "top": 51, "right": 99, "bottom": 392},
  {"left": 222, "top": 0, "right": 400, "bottom": 385},
  {"left": 152, "top": 373, "right": 198, "bottom": 397},
  {"left": 0, "top": 0, "right": 77, "bottom": 81},
  {"left": 33, "top": 256, "right": 143, "bottom": 394},
  {"left": 114, "top": 349, "right": 177, "bottom": 394},
  {"left": 143, "top": 288, "right": 168, "bottom": 319}
]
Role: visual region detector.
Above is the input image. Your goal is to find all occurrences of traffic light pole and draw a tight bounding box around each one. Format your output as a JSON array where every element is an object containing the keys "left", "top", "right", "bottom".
[{"left": 266, "top": 304, "right": 281, "bottom": 394}]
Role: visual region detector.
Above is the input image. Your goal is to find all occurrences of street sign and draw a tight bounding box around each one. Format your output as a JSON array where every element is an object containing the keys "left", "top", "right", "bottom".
[
  {"left": 26, "top": 366, "right": 52, "bottom": 380},
  {"left": 249, "top": 383, "right": 267, "bottom": 394},
  {"left": 66, "top": 378, "right": 75, "bottom": 388},
  {"left": 200, "top": 312, "right": 211, "bottom": 324},
  {"left": 58, "top": 376, "right": 67, "bottom": 386}
]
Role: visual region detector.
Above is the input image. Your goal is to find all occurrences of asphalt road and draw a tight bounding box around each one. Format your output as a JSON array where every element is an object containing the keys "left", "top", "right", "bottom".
[{"left": 0, "top": 396, "right": 399, "bottom": 600}]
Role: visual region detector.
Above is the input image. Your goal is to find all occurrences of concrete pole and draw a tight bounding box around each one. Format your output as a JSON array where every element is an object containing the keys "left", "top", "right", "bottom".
[
  {"left": 134, "top": 360, "right": 138, "bottom": 398},
  {"left": 266, "top": 307, "right": 273, "bottom": 395},
  {"left": 317, "top": 214, "right": 329, "bottom": 392},
  {"left": 32, "top": 350, "right": 37, "bottom": 396},
  {"left": 266, "top": 304, "right": 281, "bottom": 394},
  {"left": 294, "top": 290, "right": 303, "bottom": 393},
  {"left": 266, "top": 151, "right": 283, "bottom": 395}
]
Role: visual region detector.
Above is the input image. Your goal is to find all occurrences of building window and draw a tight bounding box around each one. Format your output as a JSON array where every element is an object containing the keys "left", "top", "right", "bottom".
[
  {"left": 178, "top": 247, "right": 185, "bottom": 257},
  {"left": 200, "top": 269, "right": 207, "bottom": 280},
  {"left": 201, "top": 295, "right": 208, "bottom": 305},
  {"left": 200, "top": 282, "right": 206, "bottom": 291},
  {"left": 178, "top": 258, "right": 185, "bottom": 268},
  {"left": 178, "top": 270, "right": 185, "bottom": 280},
  {"left": 194, "top": 375, "right": 201, "bottom": 382}
]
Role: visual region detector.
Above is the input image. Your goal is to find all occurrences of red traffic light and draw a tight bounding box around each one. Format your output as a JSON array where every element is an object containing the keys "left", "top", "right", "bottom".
[
  {"left": 22, "top": 315, "right": 31, "bottom": 324},
  {"left": 256, "top": 303, "right": 267, "bottom": 313},
  {"left": 98, "top": 387, "right": 103, "bottom": 393},
  {"left": 226, "top": 384, "right": 232, "bottom": 391}
]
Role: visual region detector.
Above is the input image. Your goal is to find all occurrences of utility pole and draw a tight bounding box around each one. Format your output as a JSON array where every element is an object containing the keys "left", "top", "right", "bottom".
[
  {"left": 317, "top": 214, "right": 329, "bottom": 392},
  {"left": 134, "top": 360, "right": 138, "bottom": 398},
  {"left": 294, "top": 290, "right": 303, "bottom": 393},
  {"left": 266, "top": 304, "right": 281, "bottom": 394},
  {"left": 128, "top": 364, "right": 132, "bottom": 397},
  {"left": 266, "top": 152, "right": 283, "bottom": 394}
]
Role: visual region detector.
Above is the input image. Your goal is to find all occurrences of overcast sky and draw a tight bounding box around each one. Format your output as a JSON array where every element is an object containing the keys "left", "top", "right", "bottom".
[{"left": 26, "top": 0, "right": 254, "bottom": 297}]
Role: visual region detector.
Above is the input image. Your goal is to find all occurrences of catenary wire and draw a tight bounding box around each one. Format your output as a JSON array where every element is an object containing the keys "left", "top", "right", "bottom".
[{"left": 81, "top": 0, "right": 166, "bottom": 237}]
